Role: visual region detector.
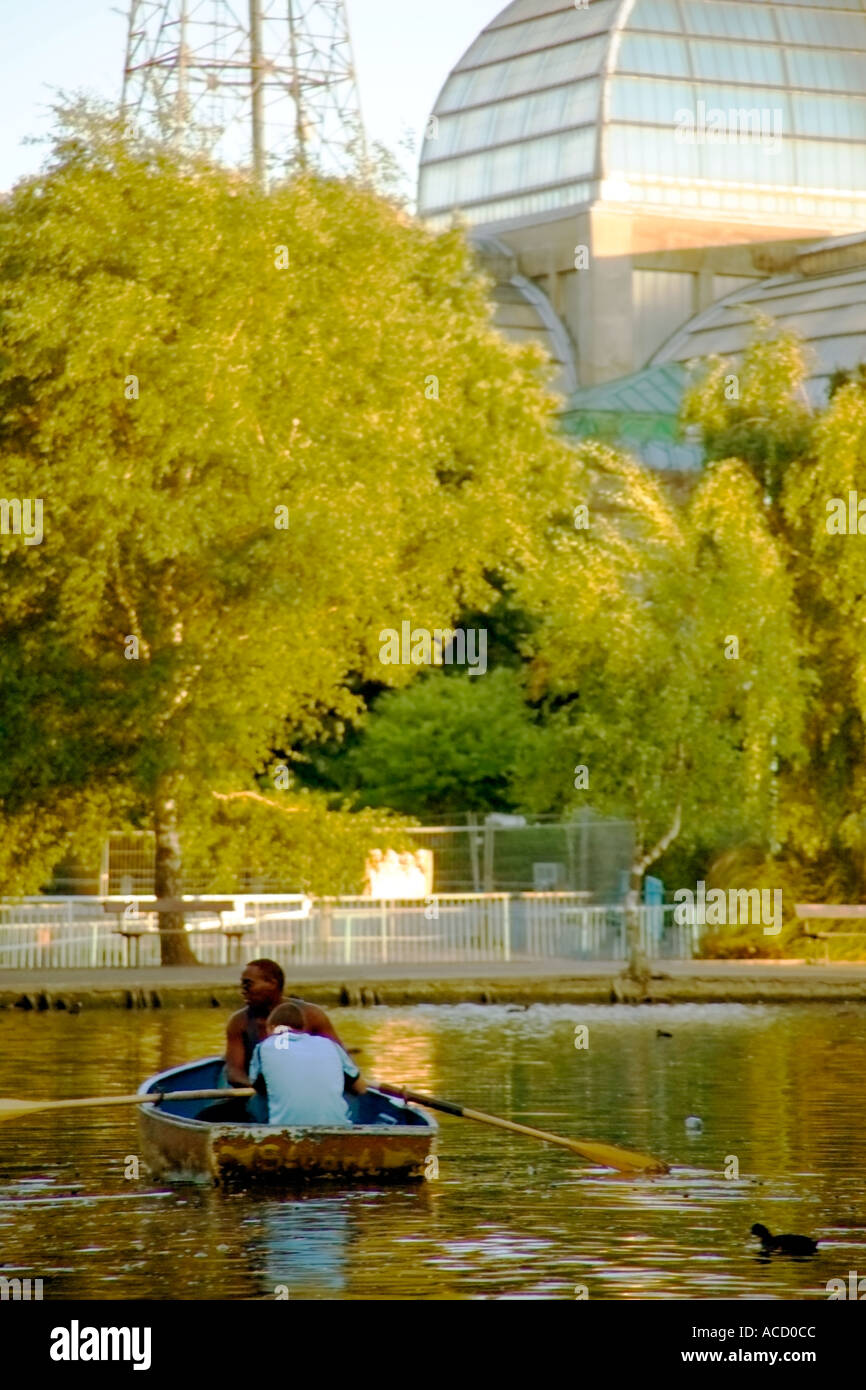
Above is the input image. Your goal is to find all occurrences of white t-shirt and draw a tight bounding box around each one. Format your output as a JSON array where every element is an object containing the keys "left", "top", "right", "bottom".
[{"left": 249, "top": 1030, "right": 360, "bottom": 1127}]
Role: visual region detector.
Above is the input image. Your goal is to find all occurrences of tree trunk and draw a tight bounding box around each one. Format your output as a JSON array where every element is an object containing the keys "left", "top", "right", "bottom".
[
  {"left": 626, "top": 803, "right": 683, "bottom": 982},
  {"left": 625, "top": 866, "right": 649, "bottom": 982},
  {"left": 154, "top": 787, "right": 199, "bottom": 966}
]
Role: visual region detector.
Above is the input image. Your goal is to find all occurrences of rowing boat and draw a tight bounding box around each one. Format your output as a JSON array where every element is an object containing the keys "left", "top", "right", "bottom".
[{"left": 137, "top": 1056, "right": 437, "bottom": 1185}]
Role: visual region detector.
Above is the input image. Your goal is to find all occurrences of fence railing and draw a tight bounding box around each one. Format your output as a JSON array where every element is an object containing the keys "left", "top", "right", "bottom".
[
  {"left": 0, "top": 894, "right": 696, "bottom": 969},
  {"left": 519, "top": 894, "right": 693, "bottom": 960}
]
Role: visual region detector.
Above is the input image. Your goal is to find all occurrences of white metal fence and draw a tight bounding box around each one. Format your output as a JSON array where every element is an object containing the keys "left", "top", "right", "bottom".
[
  {"left": 0, "top": 894, "right": 696, "bottom": 969},
  {"left": 520, "top": 894, "right": 694, "bottom": 960}
]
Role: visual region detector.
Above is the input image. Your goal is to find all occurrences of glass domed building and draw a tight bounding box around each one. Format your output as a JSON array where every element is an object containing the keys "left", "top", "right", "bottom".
[
  {"left": 418, "top": 0, "right": 866, "bottom": 411},
  {"left": 420, "top": 0, "right": 866, "bottom": 231}
]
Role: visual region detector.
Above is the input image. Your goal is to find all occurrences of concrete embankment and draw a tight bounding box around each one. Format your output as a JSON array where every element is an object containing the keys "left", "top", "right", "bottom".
[{"left": 2, "top": 960, "right": 866, "bottom": 1011}]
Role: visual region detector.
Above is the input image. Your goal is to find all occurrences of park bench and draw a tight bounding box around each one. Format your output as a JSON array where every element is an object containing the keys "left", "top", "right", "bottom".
[
  {"left": 794, "top": 903, "right": 866, "bottom": 962},
  {"left": 102, "top": 898, "right": 249, "bottom": 966}
]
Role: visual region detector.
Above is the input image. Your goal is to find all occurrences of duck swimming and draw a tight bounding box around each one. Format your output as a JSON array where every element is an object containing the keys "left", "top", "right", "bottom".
[{"left": 751, "top": 1223, "right": 818, "bottom": 1255}]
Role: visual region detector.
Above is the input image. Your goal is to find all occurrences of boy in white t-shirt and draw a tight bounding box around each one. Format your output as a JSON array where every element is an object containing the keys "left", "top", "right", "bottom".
[{"left": 249, "top": 1001, "right": 366, "bottom": 1127}]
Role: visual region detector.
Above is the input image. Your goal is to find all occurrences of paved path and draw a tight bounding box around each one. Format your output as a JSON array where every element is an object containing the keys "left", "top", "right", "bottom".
[
  {"left": 3, "top": 958, "right": 866, "bottom": 1008},
  {"left": 3, "top": 958, "right": 866, "bottom": 987}
]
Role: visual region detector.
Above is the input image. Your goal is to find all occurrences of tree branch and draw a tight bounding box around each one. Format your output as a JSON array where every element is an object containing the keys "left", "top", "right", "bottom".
[
  {"left": 634, "top": 802, "right": 682, "bottom": 876},
  {"left": 633, "top": 741, "right": 685, "bottom": 874},
  {"left": 112, "top": 563, "right": 151, "bottom": 659}
]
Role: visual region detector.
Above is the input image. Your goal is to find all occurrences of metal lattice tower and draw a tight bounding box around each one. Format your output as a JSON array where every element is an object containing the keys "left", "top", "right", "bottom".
[{"left": 122, "top": 1, "right": 366, "bottom": 183}]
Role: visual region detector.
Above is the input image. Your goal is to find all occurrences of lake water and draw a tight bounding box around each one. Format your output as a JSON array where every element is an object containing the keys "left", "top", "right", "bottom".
[{"left": 0, "top": 1002, "right": 864, "bottom": 1300}]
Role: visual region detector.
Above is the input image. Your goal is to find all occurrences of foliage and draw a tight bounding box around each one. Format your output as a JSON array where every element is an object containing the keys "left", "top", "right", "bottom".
[
  {"left": 344, "top": 668, "right": 534, "bottom": 818},
  {"left": 692, "top": 846, "right": 849, "bottom": 959},
  {"left": 179, "top": 788, "right": 415, "bottom": 897},
  {"left": 682, "top": 340, "right": 866, "bottom": 901},
  {"left": 5, "top": 97, "right": 866, "bottom": 929},
  {"left": 0, "top": 104, "right": 573, "bottom": 926},
  {"left": 680, "top": 324, "right": 813, "bottom": 505},
  {"left": 510, "top": 443, "right": 807, "bottom": 878},
  {"left": 828, "top": 363, "right": 866, "bottom": 399}
]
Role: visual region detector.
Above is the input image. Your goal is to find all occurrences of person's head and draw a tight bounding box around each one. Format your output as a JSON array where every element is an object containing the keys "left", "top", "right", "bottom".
[
  {"left": 240, "top": 959, "right": 284, "bottom": 1012},
  {"left": 266, "top": 1001, "right": 305, "bottom": 1036}
]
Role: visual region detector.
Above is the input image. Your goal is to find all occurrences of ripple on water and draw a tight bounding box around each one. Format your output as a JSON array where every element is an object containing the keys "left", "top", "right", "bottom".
[{"left": 0, "top": 1001, "right": 864, "bottom": 1298}]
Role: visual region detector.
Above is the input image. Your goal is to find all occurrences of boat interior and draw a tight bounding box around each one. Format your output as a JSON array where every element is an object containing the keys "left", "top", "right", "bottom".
[{"left": 140, "top": 1055, "right": 434, "bottom": 1128}]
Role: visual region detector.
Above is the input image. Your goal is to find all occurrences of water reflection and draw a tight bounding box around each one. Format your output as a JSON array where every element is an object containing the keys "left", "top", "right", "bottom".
[
  {"left": 257, "top": 1194, "right": 352, "bottom": 1296},
  {"left": 0, "top": 1002, "right": 865, "bottom": 1298}
]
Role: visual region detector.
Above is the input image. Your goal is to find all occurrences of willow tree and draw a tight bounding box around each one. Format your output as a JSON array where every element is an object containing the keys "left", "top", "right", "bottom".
[
  {"left": 0, "top": 105, "right": 571, "bottom": 960},
  {"left": 779, "top": 379, "right": 866, "bottom": 897},
  {"left": 685, "top": 332, "right": 866, "bottom": 901},
  {"left": 514, "top": 442, "right": 807, "bottom": 975}
]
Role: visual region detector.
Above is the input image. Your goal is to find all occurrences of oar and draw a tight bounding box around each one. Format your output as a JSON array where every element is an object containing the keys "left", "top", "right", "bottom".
[
  {"left": 0, "top": 1088, "right": 254, "bottom": 1123},
  {"left": 377, "top": 1082, "right": 669, "bottom": 1175}
]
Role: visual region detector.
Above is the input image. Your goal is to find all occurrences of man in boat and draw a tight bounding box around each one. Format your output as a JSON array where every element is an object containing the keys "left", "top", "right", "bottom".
[
  {"left": 250, "top": 1001, "right": 366, "bottom": 1127},
  {"left": 225, "top": 957, "right": 345, "bottom": 1091}
]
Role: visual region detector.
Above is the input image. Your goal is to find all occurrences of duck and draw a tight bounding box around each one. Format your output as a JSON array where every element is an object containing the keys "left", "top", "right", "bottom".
[{"left": 751, "top": 1223, "right": 818, "bottom": 1255}]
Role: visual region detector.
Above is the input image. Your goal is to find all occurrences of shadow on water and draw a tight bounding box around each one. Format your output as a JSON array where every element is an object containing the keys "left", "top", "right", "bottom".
[{"left": 0, "top": 1001, "right": 865, "bottom": 1299}]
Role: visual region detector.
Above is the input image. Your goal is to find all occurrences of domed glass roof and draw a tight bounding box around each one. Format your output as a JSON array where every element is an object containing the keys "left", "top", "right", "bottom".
[
  {"left": 418, "top": 0, "right": 866, "bottom": 230},
  {"left": 650, "top": 255, "right": 866, "bottom": 404}
]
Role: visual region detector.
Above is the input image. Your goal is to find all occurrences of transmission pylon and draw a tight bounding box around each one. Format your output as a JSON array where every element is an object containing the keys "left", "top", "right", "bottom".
[{"left": 121, "top": 1, "right": 367, "bottom": 184}]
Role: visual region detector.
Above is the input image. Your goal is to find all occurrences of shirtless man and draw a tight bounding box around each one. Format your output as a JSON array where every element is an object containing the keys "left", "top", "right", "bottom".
[{"left": 225, "top": 958, "right": 345, "bottom": 1087}]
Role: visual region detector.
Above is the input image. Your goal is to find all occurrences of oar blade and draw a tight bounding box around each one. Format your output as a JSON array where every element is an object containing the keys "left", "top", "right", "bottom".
[
  {"left": 388, "top": 1083, "right": 670, "bottom": 1175},
  {"left": 0, "top": 1098, "right": 50, "bottom": 1123},
  {"left": 566, "top": 1137, "right": 669, "bottom": 1175}
]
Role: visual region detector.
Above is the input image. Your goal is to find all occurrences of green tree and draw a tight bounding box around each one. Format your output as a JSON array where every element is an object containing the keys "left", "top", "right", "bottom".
[
  {"left": 345, "top": 668, "right": 534, "bottom": 819},
  {"left": 0, "top": 106, "right": 572, "bottom": 956},
  {"left": 680, "top": 324, "right": 813, "bottom": 506},
  {"left": 780, "top": 378, "right": 866, "bottom": 898},
  {"left": 181, "top": 787, "right": 414, "bottom": 896},
  {"left": 512, "top": 442, "right": 807, "bottom": 971},
  {"left": 686, "top": 331, "right": 866, "bottom": 905}
]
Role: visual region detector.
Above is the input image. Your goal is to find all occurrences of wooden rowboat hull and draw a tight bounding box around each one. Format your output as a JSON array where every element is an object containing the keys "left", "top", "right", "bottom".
[{"left": 137, "top": 1056, "right": 436, "bottom": 1186}]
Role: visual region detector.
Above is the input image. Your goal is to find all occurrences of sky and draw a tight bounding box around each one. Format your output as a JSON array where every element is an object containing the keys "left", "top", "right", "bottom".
[{"left": 0, "top": 0, "right": 501, "bottom": 194}]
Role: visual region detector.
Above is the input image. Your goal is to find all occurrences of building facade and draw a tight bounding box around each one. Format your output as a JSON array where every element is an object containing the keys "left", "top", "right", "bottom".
[{"left": 418, "top": 0, "right": 866, "bottom": 447}]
